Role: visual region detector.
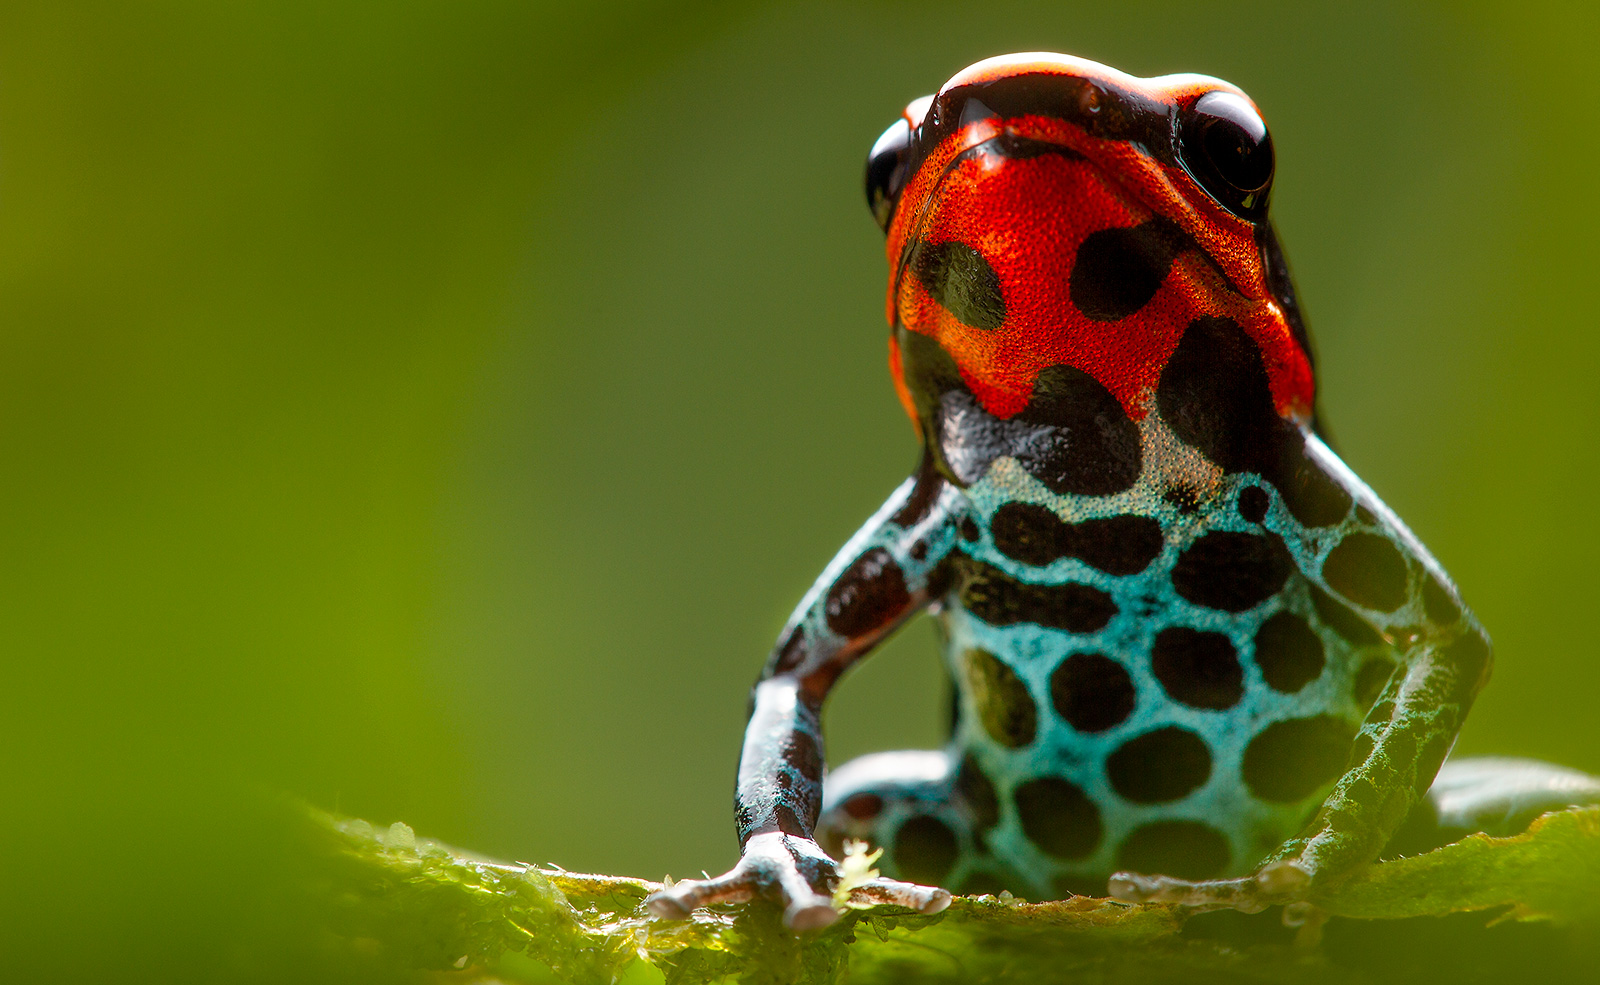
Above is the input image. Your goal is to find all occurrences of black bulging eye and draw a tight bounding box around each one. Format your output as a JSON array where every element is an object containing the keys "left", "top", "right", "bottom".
[
  {"left": 865, "top": 117, "right": 912, "bottom": 232},
  {"left": 1179, "top": 90, "right": 1274, "bottom": 221}
]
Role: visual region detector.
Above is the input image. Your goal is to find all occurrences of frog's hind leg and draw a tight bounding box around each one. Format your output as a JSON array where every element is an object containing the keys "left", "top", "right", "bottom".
[
  {"left": 817, "top": 749, "right": 1014, "bottom": 897},
  {"left": 1383, "top": 756, "right": 1600, "bottom": 857}
]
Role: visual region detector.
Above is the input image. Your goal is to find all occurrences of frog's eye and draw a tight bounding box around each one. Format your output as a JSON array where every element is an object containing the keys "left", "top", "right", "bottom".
[
  {"left": 865, "top": 118, "right": 912, "bottom": 232},
  {"left": 1179, "top": 90, "right": 1274, "bottom": 221}
]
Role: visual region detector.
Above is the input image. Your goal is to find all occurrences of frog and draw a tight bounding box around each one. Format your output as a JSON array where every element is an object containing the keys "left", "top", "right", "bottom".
[{"left": 645, "top": 52, "right": 1600, "bottom": 930}]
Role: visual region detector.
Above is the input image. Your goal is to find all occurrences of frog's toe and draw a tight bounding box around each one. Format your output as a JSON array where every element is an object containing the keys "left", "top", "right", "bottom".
[
  {"left": 1107, "top": 861, "right": 1309, "bottom": 913},
  {"left": 847, "top": 876, "right": 953, "bottom": 914},
  {"left": 645, "top": 872, "right": 755, "bottom": 919}
]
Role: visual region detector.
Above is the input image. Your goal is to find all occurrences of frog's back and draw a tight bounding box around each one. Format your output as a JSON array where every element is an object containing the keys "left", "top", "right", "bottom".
[{"left": 934, "top": 391, "right": 1409, "bottom": 896}]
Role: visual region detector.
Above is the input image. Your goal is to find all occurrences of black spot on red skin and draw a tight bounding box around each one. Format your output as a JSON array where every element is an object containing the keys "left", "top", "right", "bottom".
[
  {"left": 1253, "top": 611, "right": 1325, "bottom": 693},
  {"left": 964, "top": 648, "right": 1037, "bottom": 748},
  {"left": 991, "top": 503, "right": 1163, "bottom": 575},
  {"left": 1013, "top": 776, "right": 1102, "bottom": 859},
  {"left": 1309, "top": 584, "right": 1382, "bottom": 646},
  {"left": 1237, "top": 485, "right": 1269, "bottom": 523},
  {"left": 1242, "top": 715, "right": 1356, "bottom": 802},
  {"left": 1422, "top": 574, "right": 1461, "bottom": 626},
  {"left": 1151, "top": 627, "right": 1244, "bottom": 710},
  {"left": 897, "top": 331, "right": 1141, "bottom": 497},
  {"left": 1069, "top": 216, "right": 1191, "bottom": 321},
  {"left": 1156, "top": 316, "right": 1350, "bottom": 528},
  {"left": 1171, "top": 530, "right": 1293, "bottom": 612},
  {"left": 894, "top": 814, "right": 960, "bottom": 885},
  {"left": 1354, "top": 657, "right": 1397, "bottom": 708},
  {"left": 909, "top": 239, "right": 1007, "bottom": 329},
  {"left": 956, "top": 754, "right": 1000, "bottom": 834},
  {"left": 953, "top": 555, "right": 1118, "bottom": 633},
  {"left": 1323, "top": 533, "right": 1410, "bottom": 613},
  {"left": 1014, "top": 365, "right": 1144, "bottom": 496},
  {"left": 1050, "top": 652, "right": 1136, "bottom": 733},
  {"left": 824, "top": 548, "right": 910, "bottom": 638},
  {"left": 1157, "top": 316, "right": 1284, "bottom": 474},
  {"left": 1107, "top": 727, "right": 1212, "bottom": 803},
  {"left": 1117, "top": 821, "right": 1231, "bottom": 880}
]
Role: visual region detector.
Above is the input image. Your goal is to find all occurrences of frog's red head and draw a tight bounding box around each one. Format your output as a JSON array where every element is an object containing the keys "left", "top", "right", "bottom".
[{"left": 868, "top": 53, "right": 1314, "bottom": 433}]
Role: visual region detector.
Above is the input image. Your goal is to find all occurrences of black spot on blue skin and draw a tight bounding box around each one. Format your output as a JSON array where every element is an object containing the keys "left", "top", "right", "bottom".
[
  {"left": 960, "top": 516, "right": 980, "bottom": 542},
  {"left": 1415, "top": 732, "right": 1455, "bottom": 796},
  {"left": 1069, "top": 217, "right": 1191, "bottom": 321},
  {"left": 1014, "top": 776, "right": 1102, "bottom": 859},
  {"left": 1242, "top": 715, "right": 1356, "bottom": 803},
  {"left": 1253, "top": 611, "right": 1325, "bottom": 693},
  {"left": 770, "top": 626, "right": 805, "bottom": 674},
  {"left": 956, "top": 754, "right": 1000, "bottom": 834},
  {"left": 1355, "top": 657, "right": 1398, "bottom": 708},
  {"left": 897, "top": 331, "right": 1140, "bottom": 496},
  {"left": 1443, "top": 629, "right": 1492, "bottom": 705},
  {"left": 824, "top": 548, "right": 910, "bottom": 638},
  {"left": 953, "top": 555, "right": 1117, "bottom": 633},
  {"left": 1237, "top": 485, "right": 1269, "bottom": 523},
  {"left": 1156, "top": 316, "right": 1351, "bottom": 528},
  {"left": 1151, "top": 627, "right": 1244, "bottom": 710},
  {"left": 1422, "top": 573, "right": 1461, "bottom": 626},
  {"left": 1107, "top": 727, "right": 1212, "bottom": 804},
  {"left": 894, "top": 814, "right": 959, "bottom": 885},
  {"left": 1117, "top": 821, "right": 1231, "bottom": 880},
  {"left": 1050, "top": 652, "right": 1136, "bottom": 733},
  {"left": 991, "top": 503, "right": 1163, "bottom": 575},
  {"left": 909, "top": 239, "right": 1006, "bottom": 329},
  {"left": 964, "top": 648, "right": 1037, "bottom": 748},
  {"left": 891, "top": 451, "right": 944, "bottom": 528},
  {"left": 1309, "top": 584, "right": 1383, "bottom": 647},
  {"left": 775, "top": 803, "right": 807, "bottom": 837},
  {"left": 1323, "top": 533, "right": 1410, "bottom": 613},
  {"left": 1171, "top": 530, "right": 1293, "bottom": 612}
]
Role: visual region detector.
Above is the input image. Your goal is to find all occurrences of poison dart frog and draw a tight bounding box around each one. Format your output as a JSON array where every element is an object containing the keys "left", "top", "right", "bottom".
[{"left": 645, "top": 52, "right": 1600, "bottom": 929}]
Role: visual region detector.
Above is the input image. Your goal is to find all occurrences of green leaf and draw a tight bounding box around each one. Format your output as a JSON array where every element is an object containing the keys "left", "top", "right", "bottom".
[{"left": 296, "top": 805, "right": 1600, "bottom": 984}]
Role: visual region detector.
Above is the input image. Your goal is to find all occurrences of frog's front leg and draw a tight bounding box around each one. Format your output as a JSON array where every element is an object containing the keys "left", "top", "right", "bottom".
[
  {"left": 646, "top": 455, "right": 960, "bottom": 929},
  {"left": 1111, "top": 439, "right": 1494, "bottom": 912}
]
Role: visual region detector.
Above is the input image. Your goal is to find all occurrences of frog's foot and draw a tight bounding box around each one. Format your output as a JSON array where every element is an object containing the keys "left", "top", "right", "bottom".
[
  {"left": 645, "top": 831, "right": 950, "bottom": 930},
  {"left": 1107, "top": 860, "right": 1311, "bottom": 913},
  {"left": 844, "top": 876, "right": 952, "bottom": 913},
  {"left": 646, "top": 832, "right": 839, "bottom": 929}
]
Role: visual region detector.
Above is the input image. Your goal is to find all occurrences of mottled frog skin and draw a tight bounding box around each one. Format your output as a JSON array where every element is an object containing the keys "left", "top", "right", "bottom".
[{"left": 646, "top": 53, "right": 1600, "bottom": 930}]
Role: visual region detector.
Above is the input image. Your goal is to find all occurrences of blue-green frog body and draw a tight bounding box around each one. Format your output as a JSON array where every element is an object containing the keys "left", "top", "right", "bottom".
[{"left": 645, "top": 53, "right": 1600, "bottom": 929}]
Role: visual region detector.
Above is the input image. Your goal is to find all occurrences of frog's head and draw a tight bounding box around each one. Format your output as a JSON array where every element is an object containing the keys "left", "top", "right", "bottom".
[{"left": 868, "top": 53, "right": 1314, "bottom": 438}]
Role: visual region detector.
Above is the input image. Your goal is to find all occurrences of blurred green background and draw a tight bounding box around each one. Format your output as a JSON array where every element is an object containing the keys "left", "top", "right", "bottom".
[{"left": 3, "top": 1, "right": 1597, "bottom": 980}]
